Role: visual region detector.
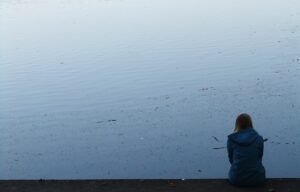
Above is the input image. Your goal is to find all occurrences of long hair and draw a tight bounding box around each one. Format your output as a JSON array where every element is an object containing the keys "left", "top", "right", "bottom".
[{"left": 234, "top": 113, "right": 253, "bottom": 132}]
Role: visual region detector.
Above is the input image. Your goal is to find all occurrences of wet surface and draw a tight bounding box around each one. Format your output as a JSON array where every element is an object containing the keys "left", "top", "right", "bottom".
[
  {"left": 0, "top": 0, "right": 300, "bottom": 179},
  {"left": 1, "top": 179, "right": 300, "bottom": 192}
]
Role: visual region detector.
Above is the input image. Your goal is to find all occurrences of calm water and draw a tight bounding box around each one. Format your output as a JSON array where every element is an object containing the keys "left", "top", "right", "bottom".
[{"left": 0, "top": 0, "right": 300, "bottom": 179}]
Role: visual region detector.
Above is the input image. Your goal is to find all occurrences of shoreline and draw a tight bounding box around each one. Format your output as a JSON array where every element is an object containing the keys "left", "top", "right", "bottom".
[{"left": 1, "top": 179, "right": 300, "bottom": 192}]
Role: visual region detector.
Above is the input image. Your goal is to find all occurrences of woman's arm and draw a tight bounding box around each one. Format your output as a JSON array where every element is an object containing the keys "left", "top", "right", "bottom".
[
  {"left": 227, "top": 139, "right": 233, "bottom": 164},
  {"left": 259, "top": 136, "right": 264, "bottom": 159}
]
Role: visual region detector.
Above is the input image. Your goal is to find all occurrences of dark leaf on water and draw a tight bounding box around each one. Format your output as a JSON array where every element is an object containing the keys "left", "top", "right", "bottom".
[
  {"left": 212, "top": 136, "right": 219, "bottom": 142},
  {"left": 212, "top": 147, "right": 226, "bottom": 150}
]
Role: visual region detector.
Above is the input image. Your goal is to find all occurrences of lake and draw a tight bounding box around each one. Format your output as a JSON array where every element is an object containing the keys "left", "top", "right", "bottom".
[{"left": 0, "top": 0, "right": 300, "bottom": 179}]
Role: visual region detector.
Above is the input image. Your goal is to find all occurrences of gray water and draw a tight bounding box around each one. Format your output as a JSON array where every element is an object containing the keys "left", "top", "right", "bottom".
[{"left": 0, "top": 0, "right": 300, "bottom": 179}]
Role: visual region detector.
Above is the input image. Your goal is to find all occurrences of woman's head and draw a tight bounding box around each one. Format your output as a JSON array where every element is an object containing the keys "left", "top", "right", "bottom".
[{"left": 234, "top": 113, "right": 253, "bottom": 132}]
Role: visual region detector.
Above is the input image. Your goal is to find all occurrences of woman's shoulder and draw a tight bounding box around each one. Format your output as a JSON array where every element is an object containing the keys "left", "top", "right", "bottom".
[{"left": 253, "top": 129, "right": 264, "bottom": 140}]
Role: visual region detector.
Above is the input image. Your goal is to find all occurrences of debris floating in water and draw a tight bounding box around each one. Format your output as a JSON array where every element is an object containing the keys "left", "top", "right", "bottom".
[
  {"left": 212, "top": 147, "right": 226, "bottom": 150},
  {"left": 96, "top": 119, "right": 117, "bottom": 123},
  {"left": 212, "top": 136, "right": 219, "bottom": 142}
]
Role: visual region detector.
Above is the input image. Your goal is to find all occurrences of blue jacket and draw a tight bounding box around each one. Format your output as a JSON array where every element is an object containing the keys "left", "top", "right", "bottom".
[{"left": 227, "top": 128, "right": 266, "bottom": 186}]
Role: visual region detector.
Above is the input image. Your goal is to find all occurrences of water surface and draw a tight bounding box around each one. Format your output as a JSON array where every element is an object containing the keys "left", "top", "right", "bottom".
[{"left": 0, "top": 0, "right": 300, "bottom": 179}]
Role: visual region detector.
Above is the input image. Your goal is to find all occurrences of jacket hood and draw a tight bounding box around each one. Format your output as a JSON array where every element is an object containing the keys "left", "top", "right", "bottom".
[{"left": 228, "top": 128, "right": 258, "bottom": 146}]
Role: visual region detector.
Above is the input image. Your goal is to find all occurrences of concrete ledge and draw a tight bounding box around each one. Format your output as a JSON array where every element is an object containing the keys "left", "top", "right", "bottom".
[{"left": 1, "top": 179, "right": 299, "bottom": 192}]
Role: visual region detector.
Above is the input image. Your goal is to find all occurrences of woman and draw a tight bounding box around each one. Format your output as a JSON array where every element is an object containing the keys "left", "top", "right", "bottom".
[{"left": 227, "top": 113, "right": 266, "bottom": 186}]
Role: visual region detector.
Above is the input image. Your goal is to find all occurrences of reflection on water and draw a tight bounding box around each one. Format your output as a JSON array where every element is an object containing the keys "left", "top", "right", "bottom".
[{"left": 0, "top": 0, "right": 300, "bottom": 179}]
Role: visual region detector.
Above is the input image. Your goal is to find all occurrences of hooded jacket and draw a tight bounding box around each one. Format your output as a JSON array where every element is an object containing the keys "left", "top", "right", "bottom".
[{"left": 227, "top": 128, "right": 265, "bottom": 186}]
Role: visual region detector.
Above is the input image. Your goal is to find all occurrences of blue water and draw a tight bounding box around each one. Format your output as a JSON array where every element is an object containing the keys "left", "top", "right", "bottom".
[{"left": 0, "top": 0, "right": 300, "bottom": 179}]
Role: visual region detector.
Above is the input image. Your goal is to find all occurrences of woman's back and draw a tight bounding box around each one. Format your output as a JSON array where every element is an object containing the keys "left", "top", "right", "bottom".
[{"left": 227, "top": 113, "right": 266, "bottom": 186}]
